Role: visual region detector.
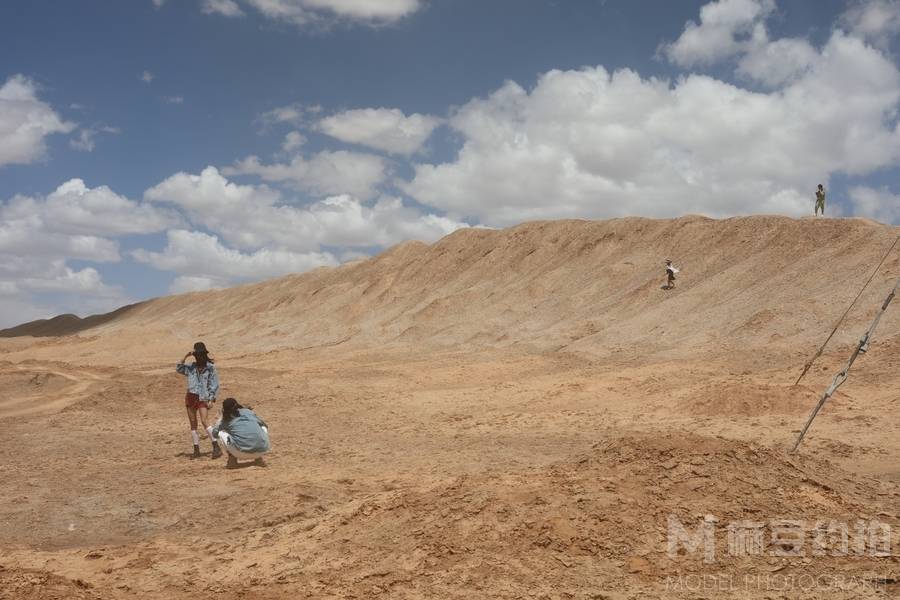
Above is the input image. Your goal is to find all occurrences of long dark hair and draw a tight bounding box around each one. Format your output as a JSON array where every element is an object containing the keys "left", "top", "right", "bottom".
[
  {"left": 221, "top": 397, "right": 249, "bottom": 425},
  {"left": 193, "top": 341, "right": 215, "bottom": 366}
]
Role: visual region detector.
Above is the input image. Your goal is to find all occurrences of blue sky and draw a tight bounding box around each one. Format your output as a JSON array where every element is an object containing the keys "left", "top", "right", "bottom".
[{"left": 1, "top": 0, "right": 899, "bottom": 327}]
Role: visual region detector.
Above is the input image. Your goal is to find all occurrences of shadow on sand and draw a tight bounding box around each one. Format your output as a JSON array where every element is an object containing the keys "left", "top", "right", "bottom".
[
  {"left": 226, "top": 458, "right": 267, "bottom": 470},
  {"left": 174, "top": 451, "right": 218, "bottom": 459}
]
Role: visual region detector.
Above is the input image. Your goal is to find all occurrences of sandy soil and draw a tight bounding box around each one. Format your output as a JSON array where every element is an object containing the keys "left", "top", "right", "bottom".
[{"left": 1, "top": 216, "right": 898, "bottom": 599}]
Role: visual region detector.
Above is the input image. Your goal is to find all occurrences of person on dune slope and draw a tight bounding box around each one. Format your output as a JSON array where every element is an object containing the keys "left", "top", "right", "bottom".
[{"left": 664, "top": 259, "right": 679, "bottom": 290}]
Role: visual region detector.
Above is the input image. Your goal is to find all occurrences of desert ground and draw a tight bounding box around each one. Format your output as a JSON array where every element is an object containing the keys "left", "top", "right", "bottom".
[{"left": 1, "top": 216, "right": 898, "bottom": 599}]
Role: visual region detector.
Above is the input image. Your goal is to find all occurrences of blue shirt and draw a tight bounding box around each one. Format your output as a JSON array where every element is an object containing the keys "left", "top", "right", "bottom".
[
  {"left": 176, "top": 362, "right": 220, "bottom": 401},
  {"left": 213, "top": 408, "right": 270, "bottom": 453}
]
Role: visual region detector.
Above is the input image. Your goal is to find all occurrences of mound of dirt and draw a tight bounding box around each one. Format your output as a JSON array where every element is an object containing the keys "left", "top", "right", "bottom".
[
  {"left": 0, "top": 566, "right": 101, "bottom": 600},
  {"left": 186, "top": 432, "right": 898, "bottom": 598},
  {"left": 2, "top": 216, "right": 897, "bottom": 370}
]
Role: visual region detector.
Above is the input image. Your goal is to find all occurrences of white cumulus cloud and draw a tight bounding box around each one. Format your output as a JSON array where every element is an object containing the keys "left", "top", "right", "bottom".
[
  {"left": 69, "top": 125, "right": 120, "bottom": 153},
  {"left": 840, "top": 0, "right": 900, "bottom": 48},
  {"left": 0, "top": 174, "right": 221, "bottom": 317},
  {"left": 146, "top": 166, "right": 471, "bottom": 251},
  {"left": 848, "top": 186, "right": 900, "bottom": 223},
  {"left": 19, "top": 266, "right": 118, "bottom": 295},
  {"left": 0, "top": 224, "right": 120, "bottom": 264},
  {"left": 302, "top": 0, "right": 420, "bottom": 21},
  {"left": 142, "top": 167, "right": 472, "bottom": 292},
  {"left": 663, "top": 0, "right": 775, "bottom": 67},
  {"left": 223, "top": 150, "right": 389, "bottom": 199},
  {"left": 317, "top": 107, "right": 441, "bottom": 155},
  {"left": 241, "top": 0, "right": 421, "bottom": 27},
  {"left": 132, "top": 229, "right": 339, "bottom": 289},
  {"left": 282, "top": 130, "right": 307, "bottom": 152},
  {"left": 0, "top": 178, "right": 180, "bottom": 326},
  {"left": 4, "top": 178, "right": 178, "bottom": 237},
  {"left": 201, "top": 0, "right": 245, "bottom": 17},
  {"left": 0, "top": 75, "right": 75, "bottom": 167},
  {"left": 169, "top": 275, "right": 228, "bottom": 294},
  {"left": 0, "top": 259, "right": 130, "bottom": 328},
  {"left": 736, "top": 37, "right": 818, "bottom": 87},
  {"left": 258, "top": 103, "right": 322, "bottom": 128},
  {"left": 402, "top": 28, "right": 900, "bottom": 226},
  {"left": 70, "top": 129, "right": 98, "bottom": 152}
]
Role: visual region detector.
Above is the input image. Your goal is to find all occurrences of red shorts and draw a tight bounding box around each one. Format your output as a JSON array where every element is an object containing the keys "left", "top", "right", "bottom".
[{"left": 185, "top": 392, "right": 210, "bottom": 410}]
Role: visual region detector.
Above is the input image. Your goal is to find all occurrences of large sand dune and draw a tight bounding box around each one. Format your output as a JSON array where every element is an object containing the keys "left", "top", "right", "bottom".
[{"left": 1, "top": 216, "right": 898, "bottom": 599}]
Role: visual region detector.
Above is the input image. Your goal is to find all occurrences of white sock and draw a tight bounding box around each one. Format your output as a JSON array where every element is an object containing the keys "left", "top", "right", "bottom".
[
  {"left": 191, "top": 430, "right": 200, "bottom": 446},
  {"left": 206, "top": 426, "right": 216, "bottom": 443}
]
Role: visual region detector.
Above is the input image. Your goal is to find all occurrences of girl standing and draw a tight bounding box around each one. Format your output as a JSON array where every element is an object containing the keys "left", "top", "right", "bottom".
[{"left": 177, "top": 342, "right": 221, "bottom": 459}]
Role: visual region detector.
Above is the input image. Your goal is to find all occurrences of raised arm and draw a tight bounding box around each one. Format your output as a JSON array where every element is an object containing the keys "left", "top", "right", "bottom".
[{"left": 176, "top": 352, "right": 193, "bottom": 375}]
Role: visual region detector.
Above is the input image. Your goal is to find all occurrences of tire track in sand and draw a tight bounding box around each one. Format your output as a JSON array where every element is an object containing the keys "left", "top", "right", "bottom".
[{"left": 0, "top": 364, "right": 108, "bottom": 418}]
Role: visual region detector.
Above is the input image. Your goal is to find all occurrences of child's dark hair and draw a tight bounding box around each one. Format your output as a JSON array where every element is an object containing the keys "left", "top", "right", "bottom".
[{"left": 221, "top": 397, "right": 251, "bottom": 424}]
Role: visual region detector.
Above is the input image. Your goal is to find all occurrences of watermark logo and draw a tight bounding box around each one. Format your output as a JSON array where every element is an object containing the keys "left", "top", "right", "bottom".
[
  {"left": 667, "top": 514, "right": 892, "bottom": 562},
  {"left": 665, "top": 574, "right": 890, "bottom": 593}
]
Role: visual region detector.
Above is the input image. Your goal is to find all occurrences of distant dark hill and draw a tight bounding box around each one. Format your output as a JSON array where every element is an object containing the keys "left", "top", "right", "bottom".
[{"left": 0, "top": 303, "right": 144, "bottom": 338}]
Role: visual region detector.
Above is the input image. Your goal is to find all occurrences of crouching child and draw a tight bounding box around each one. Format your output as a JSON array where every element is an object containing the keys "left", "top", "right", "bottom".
[{"left": 212, "top": 397, "right": 271, "bottom": 468}]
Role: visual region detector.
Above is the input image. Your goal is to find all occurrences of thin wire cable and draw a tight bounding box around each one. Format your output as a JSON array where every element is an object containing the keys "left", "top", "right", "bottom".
[{"left": 794, "top": 233, "right": 900, "bottom": 386}]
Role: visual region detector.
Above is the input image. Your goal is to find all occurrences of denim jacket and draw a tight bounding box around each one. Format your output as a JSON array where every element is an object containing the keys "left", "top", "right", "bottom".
[
  {"left": 176, "top": 362, "right": 220, "bottom": 401},
  {"left": 212, "top": 408, "right": 270, "bottom": 453}
]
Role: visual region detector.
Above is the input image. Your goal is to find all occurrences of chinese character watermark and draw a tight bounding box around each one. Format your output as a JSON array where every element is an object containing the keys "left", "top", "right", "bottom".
[{"left": 667, "top": 514, "right": 892, "bottom": 562}]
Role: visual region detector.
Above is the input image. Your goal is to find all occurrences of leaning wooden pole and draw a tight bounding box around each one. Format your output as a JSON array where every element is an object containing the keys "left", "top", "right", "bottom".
[{"left": 791, "top": 277, "right": 899, "bottom": 453}]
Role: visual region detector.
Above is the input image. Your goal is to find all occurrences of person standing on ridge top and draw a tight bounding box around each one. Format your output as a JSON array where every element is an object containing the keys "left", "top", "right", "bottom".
[
  {"left": 664, "top": 259, "right": 679, "bottom": 290},
  {"left": 177, "top": 341, "right": 222, "bottom": 459},
  {"left": 815, "top": 184, "right": 826, "bottom": 216}
]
